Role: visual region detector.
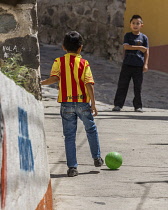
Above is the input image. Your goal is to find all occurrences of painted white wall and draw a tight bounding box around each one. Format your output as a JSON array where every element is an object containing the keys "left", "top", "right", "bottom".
[{"left": 0, "top": 72, "right": 51, "bottom": 210}]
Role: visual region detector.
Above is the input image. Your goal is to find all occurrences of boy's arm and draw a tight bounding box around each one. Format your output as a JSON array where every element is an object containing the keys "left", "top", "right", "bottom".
[
  {"left": 85, "top": 83, "right": 98, "bottom": 117},
  {"left": 41, "top": 76, "right": 59, "bottom": 85},
  {"left": 143, "top": 48, "right": 149, "bottom": 72},
  {"left": 124, "top": 44, "right": 147, "bottom": 53}
]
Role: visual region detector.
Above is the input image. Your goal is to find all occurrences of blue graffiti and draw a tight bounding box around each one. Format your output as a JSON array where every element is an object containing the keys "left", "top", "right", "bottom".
[{"left": 18, "top": 107, "right": 34, "bottom": 171}]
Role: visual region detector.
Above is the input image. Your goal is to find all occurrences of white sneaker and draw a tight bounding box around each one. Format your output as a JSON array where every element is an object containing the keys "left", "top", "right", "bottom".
[
  {"left": 135, "top": 108, "right": 143, "bottom": 113},
  {"left": 112, "top": 106, "right": 121, "bottom": 111}
]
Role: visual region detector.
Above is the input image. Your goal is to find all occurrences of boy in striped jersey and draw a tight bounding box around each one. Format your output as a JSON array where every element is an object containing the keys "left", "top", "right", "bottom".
[{"left": 41, "top": 31, "right": 103, "bottom": 177}]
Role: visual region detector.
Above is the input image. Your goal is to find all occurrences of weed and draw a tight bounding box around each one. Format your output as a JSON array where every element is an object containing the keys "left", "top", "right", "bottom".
[{"left": 0, "top": 54, "right": 41, "bottom": 100}]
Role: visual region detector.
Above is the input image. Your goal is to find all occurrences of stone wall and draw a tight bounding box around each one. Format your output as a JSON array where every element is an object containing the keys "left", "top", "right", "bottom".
[
  {"left": 0, "top": 0, "right": 38, "bottom": 68},
  {"left": 37, "top": 0, "right": 126, "bottom": 62},
  {"left": 0, "top": 0, "right": 41, "bottom": 100},
  {"left": 0, "top": 1, "right": 53, "bottom": 209}
]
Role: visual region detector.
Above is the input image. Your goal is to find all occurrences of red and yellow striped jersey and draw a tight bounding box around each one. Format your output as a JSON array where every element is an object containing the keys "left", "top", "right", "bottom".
[{"left": 50, "top": 53, "right": 94, "bottom": 103}]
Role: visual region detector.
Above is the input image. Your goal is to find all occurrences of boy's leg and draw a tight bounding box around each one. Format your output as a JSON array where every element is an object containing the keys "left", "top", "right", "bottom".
[
  {"left": 60, "top": 103, "right": 78, "bottom": 168},
  {"left": 132, "top": 67, "right": 143, "bottom": 109},
  {"left": 76, "top": 103, "right": 101, "bottom": 159},
  {"left": 114, "top": 64, "right": 132, "bottom": 108}
]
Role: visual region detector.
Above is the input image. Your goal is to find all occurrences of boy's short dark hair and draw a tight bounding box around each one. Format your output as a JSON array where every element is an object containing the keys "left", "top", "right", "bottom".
[
  {"left": 130, "top": 15, "right": 143, "bottom": 23},
  {"left": 63, "top": 31, "right": 83, "bottom": 52}
]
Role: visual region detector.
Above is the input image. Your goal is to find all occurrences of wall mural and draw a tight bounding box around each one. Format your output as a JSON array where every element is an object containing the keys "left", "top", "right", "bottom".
[{"left": 18, "top": 107, "right": 34, "bottom": 172}]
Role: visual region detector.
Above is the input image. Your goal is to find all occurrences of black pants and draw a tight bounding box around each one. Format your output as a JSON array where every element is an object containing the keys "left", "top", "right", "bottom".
[{"left": 114, "top": 64, "right": 143, "bottom": 109}]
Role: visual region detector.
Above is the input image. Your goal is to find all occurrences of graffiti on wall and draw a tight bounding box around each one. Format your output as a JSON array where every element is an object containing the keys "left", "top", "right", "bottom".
[
  {"left": 0, "top": 101, "right": 7, "bottom": 209},
  {"left": 2, "top": 45, "right": 26, "bottom": 59},
  {"left": 0, "top": 36, "right": 39, "bottom": 69},
  {"left": 18, "top": 107, "right": 34, "bottom": 172}
]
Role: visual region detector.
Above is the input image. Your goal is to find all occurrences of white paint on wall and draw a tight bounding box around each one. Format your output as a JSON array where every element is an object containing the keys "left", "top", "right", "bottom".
[
  {"left": 3, "top": 45, "right": 18, "bottom": 53},
  {"left": 0, "top": 72, "right": 50, "bottom": 210}
]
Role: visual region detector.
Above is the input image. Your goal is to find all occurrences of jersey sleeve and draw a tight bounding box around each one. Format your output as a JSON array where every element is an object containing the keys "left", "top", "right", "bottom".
[
  {"left": 123, "top": 33, "right": 130, "bottom": 45},
  {"left": 50, "top": 58, "right": 60, "bottom": 79},
  {"left": 84, "top": 61, "right": 94, "bottom": 85}
]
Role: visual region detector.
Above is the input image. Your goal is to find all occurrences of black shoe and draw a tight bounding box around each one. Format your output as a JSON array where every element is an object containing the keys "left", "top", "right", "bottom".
[
  {"left": 94, "top": 157, "right": 104, "bottom": 167},
  {"left": 112, "top": 106, "right": 121, "bottom": 111},
  {"left": 135, "top": 108, "right": 143, "bottom": 113},
  {"left": 67, "top": 167, "right": 78, "bottom": 177}
]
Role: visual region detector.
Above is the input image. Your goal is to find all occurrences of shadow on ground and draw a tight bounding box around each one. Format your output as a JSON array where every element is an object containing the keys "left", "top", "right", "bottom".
[{"left": 50, "top": 171, "right": 100, "bottom": 178}]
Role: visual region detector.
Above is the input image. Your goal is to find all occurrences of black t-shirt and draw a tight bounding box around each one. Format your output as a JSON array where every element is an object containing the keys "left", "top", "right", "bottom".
[{"left": 123, "top": 32, "right": 149, "bottom": 67}]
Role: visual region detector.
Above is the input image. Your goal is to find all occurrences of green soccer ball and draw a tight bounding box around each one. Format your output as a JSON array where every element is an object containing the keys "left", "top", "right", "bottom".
[{"left": 105, "top": 152, "right": 123, "bottom": 170}]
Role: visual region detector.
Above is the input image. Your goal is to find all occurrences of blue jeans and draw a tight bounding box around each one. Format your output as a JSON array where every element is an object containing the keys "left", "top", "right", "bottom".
[{"left": 60, "top": 102, "right": 101, "bottom": 168}]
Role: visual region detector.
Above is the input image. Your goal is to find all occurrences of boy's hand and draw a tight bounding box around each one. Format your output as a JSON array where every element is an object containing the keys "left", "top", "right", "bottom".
[
  {"left": 143, "top": 64, "right": 148, "bottom": 72},
  {"left": 139, "top": 46, "right": 147, "bottom": 53},
  {"left": 124, "top": 45, "right": 147, "bottom": 53},
  {"left": 40, "top": 76, "right": 58, "bottom": 85},
  {"left": 91, "top": 104, "right": 98, "bottom": 117}
]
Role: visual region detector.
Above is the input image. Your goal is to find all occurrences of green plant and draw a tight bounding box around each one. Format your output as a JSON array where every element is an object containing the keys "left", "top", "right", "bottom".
[
  {"left": 0, "top": 54, "right": 29, "bottom": 86},
  {"left": 0, "top": 54, "right": 41, "bottom": 100}
]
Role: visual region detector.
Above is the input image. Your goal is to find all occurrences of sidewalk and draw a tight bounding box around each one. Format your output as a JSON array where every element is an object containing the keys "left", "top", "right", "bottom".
[
  {"left": 40, "top": 44, "right": 168, "bottom": 210},
  {"left": 42, "top": 86, "right": 168, "bottom": 210}
]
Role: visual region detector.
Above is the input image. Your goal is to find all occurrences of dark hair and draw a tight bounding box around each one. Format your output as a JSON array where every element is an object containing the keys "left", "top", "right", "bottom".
[
  {"left": 130, "top": 15, "right": 143, "bottom": 23},
  {"left": 63, "top": 31, "right": 83, "bottom": 52}
]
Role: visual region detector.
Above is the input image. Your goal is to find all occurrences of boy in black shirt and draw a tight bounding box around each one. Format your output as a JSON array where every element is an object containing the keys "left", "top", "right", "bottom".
[{"left": 112, "top": 15, "right": 149, "bottom": 112}]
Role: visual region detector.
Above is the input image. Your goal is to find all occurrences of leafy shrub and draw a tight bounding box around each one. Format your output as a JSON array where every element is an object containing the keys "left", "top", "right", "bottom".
[{"left": 0, "top": 54, "right": 41, "bottom": 100}]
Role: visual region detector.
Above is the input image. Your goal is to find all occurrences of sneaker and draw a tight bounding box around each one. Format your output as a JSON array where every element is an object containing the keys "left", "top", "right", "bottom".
[
  {"left": 135, "top": 108, "right": 143, "bottom": 113},
  {"left": 94, "top": 157, "right": 104, "bottom": 167},
  {"left": 67, "top": 167, "right": 78, "bottom": 177},
  {"left": 112, "top": 106, "right": 121, "bottom": 111}
]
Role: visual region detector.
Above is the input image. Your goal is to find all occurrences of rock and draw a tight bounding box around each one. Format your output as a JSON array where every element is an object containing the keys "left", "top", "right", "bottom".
[{"left": 37, "top": 0, "right": 126, "bottom": 63}]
